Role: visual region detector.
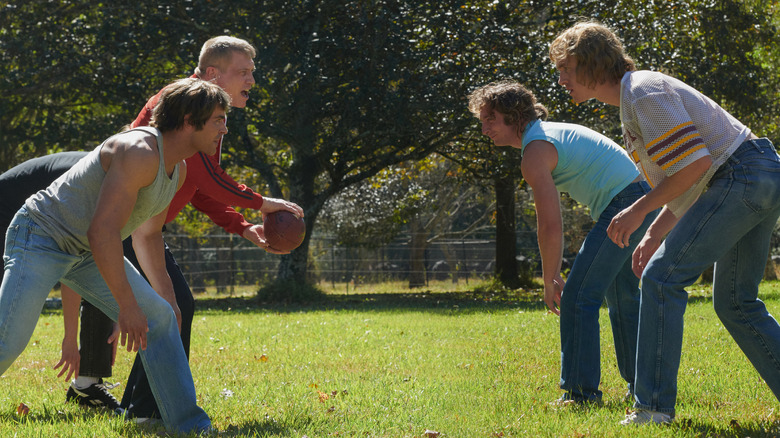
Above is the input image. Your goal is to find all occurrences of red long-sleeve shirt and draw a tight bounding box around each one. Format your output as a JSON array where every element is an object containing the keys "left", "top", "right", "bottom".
[{"left": 130, "top": 80, "right": 264, "bottom": 234}]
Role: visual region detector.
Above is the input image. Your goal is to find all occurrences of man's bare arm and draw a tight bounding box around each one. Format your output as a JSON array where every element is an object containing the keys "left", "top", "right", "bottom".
[{"left": 87, "top": 134, "right": 159, "bottom": 352}]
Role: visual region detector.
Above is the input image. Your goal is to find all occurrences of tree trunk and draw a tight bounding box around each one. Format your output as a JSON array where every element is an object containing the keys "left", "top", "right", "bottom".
[
  {"left": 495, "top": 175, "right": 519, "bottom": 288},
  {"left": 276, "top": 234, "right": 312, "bottom": 282},
  {"left": 276, "top": 205, "right": 319, "bottom": 284},
  {"left": 440, "top": 243, "right": 458, "bottom": 284},
  {"left": 408, "top": 218, "right": 427, "bottom": 288}
]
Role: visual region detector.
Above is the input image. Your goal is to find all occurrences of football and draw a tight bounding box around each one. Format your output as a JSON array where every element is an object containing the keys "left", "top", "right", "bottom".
[{"left": 264, "top": 211, "right": 306, "bottom": 251}]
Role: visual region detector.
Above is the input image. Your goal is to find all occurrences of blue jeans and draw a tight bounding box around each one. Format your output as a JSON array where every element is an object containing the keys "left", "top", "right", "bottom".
[
  {"left": 560, "top": 181, "right": 658, "bottom": 401},
  {"left": 0, "top": 208, "right": 210, "bottom": 433},
  {"left": 121, "top": 236, "right": 196, "bottom": 419},
  {"left": 634, "top": 138, "right": 780, "bottom": 415}
]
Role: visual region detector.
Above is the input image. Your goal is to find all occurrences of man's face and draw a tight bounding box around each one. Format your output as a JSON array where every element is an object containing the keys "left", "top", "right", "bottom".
[
  {"left": 192, "top": 107, "right": 228, "bottom": 155},
  {"left": 555, "top": 55, "right": 591, "bottom": 104},
  {"left": 213, "top": 52, "right": 256, "bottom": 108},
  {"left": 479, "top": 106, "right": 518, "bottom": 147}
]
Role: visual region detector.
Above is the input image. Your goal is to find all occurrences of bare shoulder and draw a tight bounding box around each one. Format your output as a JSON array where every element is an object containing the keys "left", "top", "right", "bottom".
[
  {"left": 521, "top": 140, "right": 558, "bottom": 175},
  {"left": 100, "top": 130, "right": 160, "bottom": 184}
]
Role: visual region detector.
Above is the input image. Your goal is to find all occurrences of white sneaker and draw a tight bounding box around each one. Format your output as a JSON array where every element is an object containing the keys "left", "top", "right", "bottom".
[{"left": 620, "top": 409, "right": 673, "bottom": 425}]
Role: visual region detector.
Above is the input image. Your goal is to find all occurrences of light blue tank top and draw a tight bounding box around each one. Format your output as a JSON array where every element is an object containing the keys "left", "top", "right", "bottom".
[
  {"left": 521, "top": 120, "right": 639, "bottom": 220},
  {"left": 26, "top": 127, "right": 180, "bottom": 255}
]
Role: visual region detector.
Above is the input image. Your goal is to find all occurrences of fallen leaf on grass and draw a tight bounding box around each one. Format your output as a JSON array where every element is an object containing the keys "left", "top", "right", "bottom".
[
  {"left": 255, "top": 354, "right": 269, "bottom": 362},
  {"left": 317, "top": 391, "right": 329, "bottom": 402},
  {"left": 17, "top": 402, "right": 29, "bottom": 416}
]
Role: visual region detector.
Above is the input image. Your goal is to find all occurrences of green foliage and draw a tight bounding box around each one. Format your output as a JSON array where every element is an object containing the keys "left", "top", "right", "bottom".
[
  {"left": 1, "top": 0, "right": 777, "bottom": 284},
  {"left": 611, "top": 0, "right": 779, "bottom": 139},
  {"left": 0, "top": 0, "right": 204, "bottom": 169},
  {"left": 320, "top": 155, "right": 496, "bottom": 247}
]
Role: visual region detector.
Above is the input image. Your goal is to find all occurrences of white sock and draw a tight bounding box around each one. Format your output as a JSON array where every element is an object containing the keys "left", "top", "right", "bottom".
[{"left": 73, "top": 376, "right": 99, "bottom": 389}]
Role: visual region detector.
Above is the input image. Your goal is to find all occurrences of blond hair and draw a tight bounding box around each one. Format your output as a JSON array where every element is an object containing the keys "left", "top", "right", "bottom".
[
  {"left": 195, "top": 36, "right": 256, "bottom": 76},
  {"left": 549, "top": 21, "right": 636, "bottom": 87}
]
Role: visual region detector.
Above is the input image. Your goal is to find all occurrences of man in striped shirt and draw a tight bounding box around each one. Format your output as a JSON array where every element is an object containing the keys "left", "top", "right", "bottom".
[{"left": 551, "top": 20, "right": 780, "bottom": 426}]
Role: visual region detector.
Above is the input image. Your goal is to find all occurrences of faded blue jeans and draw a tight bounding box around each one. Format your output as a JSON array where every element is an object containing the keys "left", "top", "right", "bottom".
[
  {"left": 634, "top": 138, "right": 780, "bottom": 416},
  {"left": 0, "top": 207, "right": 211, "bottom": 433},
  {"left": 560, "top": 181, "right": 658, "bottom": 401}
]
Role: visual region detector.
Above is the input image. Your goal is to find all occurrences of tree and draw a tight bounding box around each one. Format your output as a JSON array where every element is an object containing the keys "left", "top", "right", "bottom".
[
  {"left": 231, "top": 0, "right": 512, "bottom": 283},
  {"left": 0, "top": 1, "right": 210, "bottom": 170},
  {"left": 1, "top": 0, "right": 777, "bottom": 290},
  {"left": 443, "top": 0, "right": 779, "bottom": 286}
]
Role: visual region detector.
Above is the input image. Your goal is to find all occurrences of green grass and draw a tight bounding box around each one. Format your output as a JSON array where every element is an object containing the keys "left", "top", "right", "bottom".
[{"left": 3, "top": 280, "right": 780, "bottom": 437}]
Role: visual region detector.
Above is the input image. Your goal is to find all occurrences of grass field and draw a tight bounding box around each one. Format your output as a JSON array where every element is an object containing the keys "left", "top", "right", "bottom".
[{"left": 3, "top": 280, "right": 780, "bottom": 437}]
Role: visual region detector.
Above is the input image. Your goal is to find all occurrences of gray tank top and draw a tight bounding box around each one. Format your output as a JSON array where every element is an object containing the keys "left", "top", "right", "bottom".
[{"left": 26, "top": 127, "right": 180, "bottom": 255}]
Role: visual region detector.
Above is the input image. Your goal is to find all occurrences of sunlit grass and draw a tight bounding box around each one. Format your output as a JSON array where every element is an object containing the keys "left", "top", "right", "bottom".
[{"left": 3, "top": 281, "right": 780, "bottom": 436}]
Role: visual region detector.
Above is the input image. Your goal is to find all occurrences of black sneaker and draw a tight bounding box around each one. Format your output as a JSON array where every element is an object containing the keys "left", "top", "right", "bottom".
[{"left": 66, "top": 379, "right": 120, "bottom": 410}]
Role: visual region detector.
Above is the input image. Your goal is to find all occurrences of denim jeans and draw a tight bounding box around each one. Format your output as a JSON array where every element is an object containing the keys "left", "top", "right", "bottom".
[
  {"left": 634, "top": 138, "right": 780, "bottom": 416},
  {"left": 120, "top": 236, "right": 196, "bottom": 419},
  {"left": 0, "top": 208, "right": 210, "bottom": 433},
  {"left": 560, "top": 181, "right": 658, "bottom": 401}
]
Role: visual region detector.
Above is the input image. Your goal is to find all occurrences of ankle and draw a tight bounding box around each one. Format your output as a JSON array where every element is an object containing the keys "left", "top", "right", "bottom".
[{"left": 73, "top": 376, "right": 100, "bottom": 389}]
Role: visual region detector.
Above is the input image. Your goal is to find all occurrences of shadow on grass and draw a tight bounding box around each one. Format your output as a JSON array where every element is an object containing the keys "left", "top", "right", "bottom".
[
  {"left": 219, "top": 416, "right": 316, "bottom": 437},
  {"left": 192, "top": 280, "right": 780, "bottom": 316},
  {"left": 2, "top": 406, "right": 314, "bottom": 437},
  {"left": 0, "top": 406, "right": 122, "bottom": 431},
  {"left": 194, "top": 288, "right": 547, "bottom": 315},
  {"left": 39, "top": 280, "right": 780, "bottom": 318},
  {"left": 670, "top": 417, "right": 780, "bottom": 438}
]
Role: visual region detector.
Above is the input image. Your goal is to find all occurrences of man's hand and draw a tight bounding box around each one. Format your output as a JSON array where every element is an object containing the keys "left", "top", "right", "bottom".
[
  {"left": 54, "top": 336, "right": 80, "bottom": 381},
  {"left": 607, "top": 206, "right": 645, "bottom": 249},
  {"left": 632, "top": 234, "right": 663, "bottom": 278},
  {"left": 259, "top": 197, "right": 304, "bottom": 218},
  {"left": 544, "top": 275, "right": 565, "bottom": 316},
  {"left": 117, "top": 303, "right": 149, "bottom": 352},
  {"left": 243, "top": 224, "right": 290, "bottom": 254}
]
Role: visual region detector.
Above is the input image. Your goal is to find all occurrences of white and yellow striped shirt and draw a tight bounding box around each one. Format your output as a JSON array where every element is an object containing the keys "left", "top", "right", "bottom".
[{"left": 619, "top": 70, "right": 751, "bottom": 217}]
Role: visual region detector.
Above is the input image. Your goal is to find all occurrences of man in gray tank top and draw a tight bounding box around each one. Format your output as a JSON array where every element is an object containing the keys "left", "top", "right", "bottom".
[{"left": 0, "top": 77, "right": 230, "bottom": 434}]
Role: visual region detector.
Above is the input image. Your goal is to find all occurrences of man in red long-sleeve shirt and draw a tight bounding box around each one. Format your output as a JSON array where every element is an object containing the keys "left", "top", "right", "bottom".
[{"left": 62, "top": 36, "right": 303, "bottom": 422}]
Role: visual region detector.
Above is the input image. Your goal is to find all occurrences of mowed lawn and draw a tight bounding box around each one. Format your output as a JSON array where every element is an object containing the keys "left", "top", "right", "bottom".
[{"left": 3, "top": 280, "right": 780, "bottom": 437}]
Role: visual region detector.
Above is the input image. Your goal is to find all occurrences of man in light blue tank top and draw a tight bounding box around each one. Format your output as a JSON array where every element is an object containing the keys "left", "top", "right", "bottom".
[
  {"left": 468, "top": 80, "right": 659, "bottom": 405},
  {"left": 0, "top": 78, "right": 230, "bottom": 434}
]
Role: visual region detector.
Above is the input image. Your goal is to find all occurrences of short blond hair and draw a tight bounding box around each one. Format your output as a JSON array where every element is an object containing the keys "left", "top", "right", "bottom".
[
  {"left": 195, "top": 36, "right": 256, "bottom": 75},
  {"left": 549, "top": 21, "right": 636, "bottom": 87}
]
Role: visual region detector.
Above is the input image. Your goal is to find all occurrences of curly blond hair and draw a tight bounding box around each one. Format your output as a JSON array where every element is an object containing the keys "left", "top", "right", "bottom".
[
  {"left": 549, "top": 21, "right": 636, "bottom": 88},
  {"left": 468, "top": 80, "right": 548, "bottom": 135}
]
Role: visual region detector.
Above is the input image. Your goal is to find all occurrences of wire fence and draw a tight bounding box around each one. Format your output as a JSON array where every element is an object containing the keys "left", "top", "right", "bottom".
[
  {"left": 163, "top": 232, "right": 544, "bottom": 293},
  {"left": 162, "top": 230, "right": 780, "bottom": 294}
]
